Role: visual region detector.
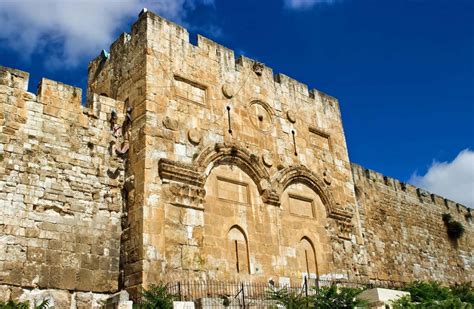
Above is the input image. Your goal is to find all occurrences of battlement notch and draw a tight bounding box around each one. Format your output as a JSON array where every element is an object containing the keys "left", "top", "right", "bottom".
[{"left": 0, "top": 66, "right": 29, "bottom": 91}]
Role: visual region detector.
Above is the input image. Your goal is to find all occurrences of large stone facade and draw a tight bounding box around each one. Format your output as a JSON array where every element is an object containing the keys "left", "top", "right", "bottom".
[{"left": 0, "top": 10, "right": 472, "bottom": 305}]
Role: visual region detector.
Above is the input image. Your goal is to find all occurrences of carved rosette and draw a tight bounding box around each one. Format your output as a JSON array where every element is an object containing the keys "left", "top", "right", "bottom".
[
  {"left": 188, "top": 128, "right": 202, "bottom": 145},
  {"left": 222, "top": 83, "right": 234, "bottom": 99},
  {"left": 287, "top": 110, "right": 297, "bottom": 123}
]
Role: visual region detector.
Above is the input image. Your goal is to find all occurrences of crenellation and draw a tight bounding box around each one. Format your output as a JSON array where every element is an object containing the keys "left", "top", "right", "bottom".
[
  {"left": 352, "top": 163, "right": 472, "bottom": 214},
  {"left": 197, "top": 35, "right": 234, "bottom": 64},
  {"left": 144, "top": 11, "right": 190, "bottom": 44},
  {"left": 0, "top": 66, "right": 29, "bottom": 91}
]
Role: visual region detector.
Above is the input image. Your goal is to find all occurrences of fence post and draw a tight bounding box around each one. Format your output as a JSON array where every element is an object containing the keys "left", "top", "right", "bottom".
[
  {"left": 178, "top": 281, "right": 182, "bottom": 301},
  {"left": 241, "top": 282, "right": 246, "bottom": 309},
  {"left": 304, "top": 276, "right": 308, "bottom": 298}
]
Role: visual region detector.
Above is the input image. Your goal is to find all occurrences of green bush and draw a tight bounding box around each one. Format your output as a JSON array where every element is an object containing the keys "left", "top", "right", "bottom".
[
  {"left": 0, "top": 299, "right": 49, "bottom": 309},
  {"left": 452, "top": 283, "right": 474, "bottom": 305},
  {"left": 133, "top": 283, "right": 177, "bottom": 309},
  {"left": 392, "top": 281, "right": 473, "bottom": 309},
  {"left": 267, "top": 287, "right": 311, "bottom": 309},
  {"left": 267, "top": 284, "right": 367, "bottom": 309},
  {"left": 312, "top": 284, "right": 368, "bottom": 309}
]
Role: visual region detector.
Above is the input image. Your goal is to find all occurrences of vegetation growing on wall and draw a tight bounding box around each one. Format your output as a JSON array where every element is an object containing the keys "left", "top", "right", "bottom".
[{"left": 442, "top": 213, "right": 465, "bottom": 240}]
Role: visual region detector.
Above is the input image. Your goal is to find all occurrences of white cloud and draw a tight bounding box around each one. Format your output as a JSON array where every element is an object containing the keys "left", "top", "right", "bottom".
[
  {"left": 409, "top": 149, "right": 474, "bottom": 208},
  {"left": 0, "top": 0, "right": 215, "bottom": 67},
  {"left": 284, "top": 0, "right": 338, "bottom": 10}
]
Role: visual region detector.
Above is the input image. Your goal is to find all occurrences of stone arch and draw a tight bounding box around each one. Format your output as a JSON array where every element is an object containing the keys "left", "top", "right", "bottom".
[
  {"left": 193, "top": 143, "right": 272, "bottom": 198},
  {"left": 273, "top": 165, "right": 336, "bottom": 217},
  {"left": 227, "top": 225, "right": 250, "bottom": 274},
  {"left": 298, "top": 236, "right": 319, "bottom": 279}
]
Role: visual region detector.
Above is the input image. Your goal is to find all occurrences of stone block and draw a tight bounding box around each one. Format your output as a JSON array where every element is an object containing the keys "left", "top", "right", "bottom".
[
  {"left": 357, "top": 288, "right": 410, "bottom": 309},
  {"left": 173, "top": 301, "right": 195, "bottom": 309},
  {"left": 76, "top": 269, "right": 93, "bottom": 291},
  {"left": 181, "top": 246, "right": 201, "bottom": 271}
]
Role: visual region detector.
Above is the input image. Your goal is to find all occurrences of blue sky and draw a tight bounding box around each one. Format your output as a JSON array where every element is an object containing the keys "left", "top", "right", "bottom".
[{"left": 1, "top": 0, "right": 473, "bottom": 206}]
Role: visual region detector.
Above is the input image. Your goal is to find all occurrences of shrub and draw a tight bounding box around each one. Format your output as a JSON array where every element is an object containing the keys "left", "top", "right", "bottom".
[
  {"left": 446, "top": 220, "right": 465, "bottom": 239},
  {"left": 451, "top": 283, "right": 474, "bottom": 305},
  {"left": 312, "top": 284, "right": 368, "bottom": 309},
  {"left": 133, "top": 283, "right": 177, "bottom": 309},
  {"left": 392, "top": 281, "right": 474, "bottom": 309},
  {"left": 267, "top": 287, "right": 311, "bottom": 309},
  {"left": 0, "top": 299, "right": 49, "bottom": 309},
  {"left": 442, "top": 213, "right": 465, "bottom": 240},
  {"left": 267, "top": 284, "right": 367, "bottom": 309},
  {"left": 405, "top": 281, "right": 451, "bottom": 302}
]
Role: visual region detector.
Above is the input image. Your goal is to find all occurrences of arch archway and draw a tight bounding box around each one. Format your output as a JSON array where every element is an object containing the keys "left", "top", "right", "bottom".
[
  {"left": 193, "top": 143, "right": 279, "bottom": 206},
  {"left": 298, "top": 237, "right": 319, "bottom": 279},
  {"left": 227, "top": 225, "right": 250, "bottom": 274},
  {"left": 273, "top": 165, "right": 343, "bottom": 218},
  {"left": 280, "top": 181, "right": 333, "bottom": 279},
  {"left": 201, "top": 163, "right": 264, "bottom": 280}
]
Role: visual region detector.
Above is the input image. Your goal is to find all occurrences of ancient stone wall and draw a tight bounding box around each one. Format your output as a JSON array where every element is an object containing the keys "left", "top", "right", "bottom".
[
  {"left": 352, "top": 164, "right": 473, "bottom": 284},
  {"left": 1, "top": 10, "right": 473, "bottom": 306},
  {"left": 0, "top": 66, "right": 125, "bottom": 298}
]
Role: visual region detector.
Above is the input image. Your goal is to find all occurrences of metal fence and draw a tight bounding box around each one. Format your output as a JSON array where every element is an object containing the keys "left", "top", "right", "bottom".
[{"left": 166, "top": 278, "right": 407, "bottom": 308}]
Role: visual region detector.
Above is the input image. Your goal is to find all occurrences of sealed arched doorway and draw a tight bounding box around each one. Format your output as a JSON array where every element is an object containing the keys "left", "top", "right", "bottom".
[
  {"left": 280, "top": 182, "right": 333, "bottom": 280},
  {"left": 201, "top": 164, "right": 270, "bottom": 281},
  {"left": 227, "top": 225, "right": 250, "bottom": 274}
]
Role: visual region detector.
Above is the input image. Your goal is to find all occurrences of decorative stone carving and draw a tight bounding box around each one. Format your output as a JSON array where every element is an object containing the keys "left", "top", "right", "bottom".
[
  {"left": 262, "top": 189, "right": 280, "bottom": 207},
  {"left": 188, "top": 128, "right": 202, "bottom": 145},
  {"left": 262, "top": 152, "right": 273, "bottom": 167},
  {"left": 287, "top": 110, "right": 297, "bottom": 123},
  {"left": 169, "top": 183, "right": 206, "bottom": 209},
  {"left": 163, "top": 116, "right": 179, "bottom": 131},
  {"left": 248, "top": 101, "right": 274, "bottom": 132},
  {"left": 158, "top": 159, "right": 204, "bottom": 188},
  {"left": 323, "top": 169, "right": 332, "bottom": 186},
  {"left": 337, "top": 220, "right": 353, "bottom": 240},
  {"left": 252, "top": 61, "right": 264, "bottom": 76},
  {"left": 222, "top": 83, "right": 234, "bottom": 99}
]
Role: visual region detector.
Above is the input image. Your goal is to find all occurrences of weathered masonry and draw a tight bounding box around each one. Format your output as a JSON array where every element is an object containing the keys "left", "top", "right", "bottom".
[{"left": 0, "top": 10, "right": 472, "bottom": 305}]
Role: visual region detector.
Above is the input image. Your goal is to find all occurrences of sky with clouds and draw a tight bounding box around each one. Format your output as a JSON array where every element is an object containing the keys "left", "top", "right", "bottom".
[{"left": 0, "top": 0, "right": 473, "bottom": 206}]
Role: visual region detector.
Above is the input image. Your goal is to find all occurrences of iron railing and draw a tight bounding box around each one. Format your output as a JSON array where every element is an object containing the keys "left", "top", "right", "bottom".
[{"left": 166, "top": 278, "right": 407, "bottom": 308}]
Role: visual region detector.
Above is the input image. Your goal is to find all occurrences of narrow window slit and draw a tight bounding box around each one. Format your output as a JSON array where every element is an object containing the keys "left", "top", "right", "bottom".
[
  {"left": 292, "top": 130, "right": 298, "bottom": 156},
  {"left": 227, "top": 106, "right": 233, "bottom": 134}
]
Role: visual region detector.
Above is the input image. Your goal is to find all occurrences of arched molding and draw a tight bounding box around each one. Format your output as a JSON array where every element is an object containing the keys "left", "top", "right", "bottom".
[
  {"left": 273, "top": 165, "right": 352, "bottom": 222},
  {"left": 158, "top": 147, "right": 352, "bottom": 238},
  {"left": 227, "top": 224, "right": 249, "bottom": 243},
  {"left": 158, "top": 142, "right": 279, "bottom": 208},
  {"left": 193, "top": 143, "right": 278, "bottom": 205}
]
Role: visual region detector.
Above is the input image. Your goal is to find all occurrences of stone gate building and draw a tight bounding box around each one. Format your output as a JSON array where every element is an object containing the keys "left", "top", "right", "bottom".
[{"left": 0, "top": 10, "right": 472, "bottom": 306}]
